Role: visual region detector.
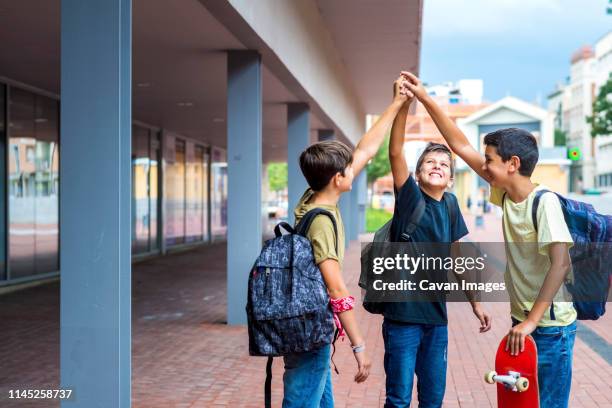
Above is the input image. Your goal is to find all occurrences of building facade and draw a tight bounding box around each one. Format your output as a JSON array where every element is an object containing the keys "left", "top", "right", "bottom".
[
  {"left": 594, "top": 32, "right": 612, "bottom": 191},
  {"left": 548, "top": 31, "right": 612, "bottom": 192}
]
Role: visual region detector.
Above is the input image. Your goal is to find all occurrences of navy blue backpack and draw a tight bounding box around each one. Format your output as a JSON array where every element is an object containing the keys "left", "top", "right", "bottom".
[
  {"left": 532, "top": 190, "right": 612, "bottom": 320},
  {"left": 247, "top": 208, "right": 338, "bottom": 408}
]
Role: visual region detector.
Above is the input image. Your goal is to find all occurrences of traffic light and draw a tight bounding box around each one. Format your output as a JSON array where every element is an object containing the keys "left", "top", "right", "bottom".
[{"left": 568, "top": 147, "right": 581, "bottom": 161}]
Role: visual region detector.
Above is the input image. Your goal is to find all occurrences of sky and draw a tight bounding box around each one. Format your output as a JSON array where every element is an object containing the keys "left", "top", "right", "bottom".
[{"left": 420, "top": 0, "right": 612, "bottom": 104}]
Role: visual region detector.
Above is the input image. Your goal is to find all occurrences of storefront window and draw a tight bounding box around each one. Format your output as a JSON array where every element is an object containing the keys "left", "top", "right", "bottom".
[
  {"left": 185, "top": 142, "right": 203, "bottom": 243},
  {"left": 164, "top": 137, "right": 186, "bottom": 246},
  {"left": 210, "top": 147, "right": 227, "bottom": 240},
  {"left": 132, "top": 125, "right": 150, "bottom": 254},
  {"left": 149, "top": 133, "right": 160, "bottom": 251},
  {"left": 0, "top": 84, "right": 5, "bottom": 281},
  {"left": 8, "top": 87, "right": 59, "bottom": 280}
]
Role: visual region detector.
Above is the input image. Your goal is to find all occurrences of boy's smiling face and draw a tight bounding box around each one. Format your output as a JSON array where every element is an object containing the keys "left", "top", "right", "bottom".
[
  {"left": 416, "top": 151, "right": 452, "bottom": 190},
  {"left": 483, "top": 145, "right": 517, "bottom": 187}
]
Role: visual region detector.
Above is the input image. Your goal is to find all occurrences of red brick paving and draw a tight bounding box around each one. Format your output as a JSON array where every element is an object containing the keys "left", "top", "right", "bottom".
[{"left": 0, "top": 219, "right": 610, "bottom": 407}]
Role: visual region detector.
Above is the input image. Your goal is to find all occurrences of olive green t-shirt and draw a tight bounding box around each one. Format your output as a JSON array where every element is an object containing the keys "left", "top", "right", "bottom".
[{"left": 294, "top": 189, "right": 345, "bottom": 266}]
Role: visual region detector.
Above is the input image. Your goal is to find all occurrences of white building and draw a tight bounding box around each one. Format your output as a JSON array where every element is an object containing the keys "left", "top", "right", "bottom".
[
  {"left": 566, "top": 45, "right": 597, "bottom": 192},
  {"left": 547, "top": 81, "right": 570, "bottom": 135},
  {"left": 594, "top": 31, "right": 612, "bottom": 191},
  {"left": 548, "top": 31, "right": 612, "bottom": 192},
  {"left": 455, "top": 97, "right": 568, "bottom": 208},
  {"left": 426, "top": 79, "right": 484, "bottom": 105}
]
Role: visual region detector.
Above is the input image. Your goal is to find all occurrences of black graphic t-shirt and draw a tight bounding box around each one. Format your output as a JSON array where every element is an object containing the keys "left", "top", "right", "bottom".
[{"left": 384, "top": 175, "right": 468, "bottom": 325}]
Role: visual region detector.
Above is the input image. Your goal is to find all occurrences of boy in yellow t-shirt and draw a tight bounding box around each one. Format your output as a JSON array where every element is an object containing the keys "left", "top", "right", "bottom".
[{"left": 404, "top": 72, "right": 576, "bottom": 408}]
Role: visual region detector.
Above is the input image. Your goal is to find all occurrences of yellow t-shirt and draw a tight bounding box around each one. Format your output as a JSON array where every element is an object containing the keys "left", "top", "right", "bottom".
[
  {"left": 490, "top": 185, "right": 576, "bottom": 326},
  {"left": 294, "top": 189, "right": 345, "bottom": 266}
]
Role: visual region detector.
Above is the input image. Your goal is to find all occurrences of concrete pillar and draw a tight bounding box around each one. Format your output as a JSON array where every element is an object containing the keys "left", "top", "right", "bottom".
[
  {"left": 354, "top": 171, "right": 367, "bottom": 236},
  {"left": 60, "top": 1, "right": 132, "bottom": 406},
  {"left": 287, "top": 103, "right": 310, "bottom": 225},
  {"left": 227, "top": 51, "right": 262, "bottom": 325},
  {"left": 349, "top": 183, "right": 359, "bottom": 241},
  {"left": 339, "top": 191, "right": 352, "bottom": 248}
]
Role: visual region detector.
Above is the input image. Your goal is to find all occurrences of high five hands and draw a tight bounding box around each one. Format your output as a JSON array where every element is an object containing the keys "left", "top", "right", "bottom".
[
  {"left": 394, "top": 74, "right": 414, "bottom": 106},
  {"left": 400, "top": 71, "right": 429, "bottom": 102}
]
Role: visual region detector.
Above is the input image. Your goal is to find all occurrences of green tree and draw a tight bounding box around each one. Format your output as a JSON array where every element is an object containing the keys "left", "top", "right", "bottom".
[
  {"left": 587, "top": 73, "right": 612, "bottom": 138},
  {"left": 366, "top": 135, "right": 391, "bottom": 205},
  {"left": 366, "top": 135, "right": 391, "bottom": 184},
  {"left": 268, "top": 162, "right": 288, "bottom": 192},
  {"left": 554, "top": 128, "right": 567, "bottom": 146}
]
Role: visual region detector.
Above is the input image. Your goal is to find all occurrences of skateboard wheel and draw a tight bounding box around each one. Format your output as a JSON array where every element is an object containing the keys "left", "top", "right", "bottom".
[
  {"left": 484, "top": 371, "right": 496, "bottom": 384},
  {"left": 516, "top": 377, "right": 529, "bottom": 392}
]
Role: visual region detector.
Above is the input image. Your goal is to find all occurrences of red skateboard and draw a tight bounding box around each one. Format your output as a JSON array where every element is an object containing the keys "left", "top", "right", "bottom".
[{"left": 485, "top": 334, "right": 539, "bottom": 408}]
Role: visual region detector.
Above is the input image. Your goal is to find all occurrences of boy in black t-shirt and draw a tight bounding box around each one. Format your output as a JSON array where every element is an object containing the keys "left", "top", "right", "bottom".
[{"left": 382, "top": 99, "right": 492, "bottom": 407}]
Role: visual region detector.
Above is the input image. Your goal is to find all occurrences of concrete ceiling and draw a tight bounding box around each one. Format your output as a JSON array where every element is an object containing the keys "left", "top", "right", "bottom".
[
  {"left": 131, "top": 0, "right": 328, "bottom": 162},
  {"left": 0, "top": 0, "right": 421, "bottom": 163},
  {"left": 316, "top": 0, "right": 423, "bottom": 113}
]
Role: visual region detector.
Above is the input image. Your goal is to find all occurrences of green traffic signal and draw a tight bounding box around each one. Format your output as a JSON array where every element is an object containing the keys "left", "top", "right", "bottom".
[{"left": 568, "top": 147, "right": 581, "bottom": 161}]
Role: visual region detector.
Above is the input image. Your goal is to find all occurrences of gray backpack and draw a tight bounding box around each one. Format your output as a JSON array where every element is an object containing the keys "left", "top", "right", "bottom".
[{"left": 247, "top": 208, "right": 338, "bottom": 407}]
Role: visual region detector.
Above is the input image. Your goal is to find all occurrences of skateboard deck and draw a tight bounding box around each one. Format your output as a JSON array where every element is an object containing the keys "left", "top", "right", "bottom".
[{"left": 485, "top": 334, "right": 539, "bottom": 408}]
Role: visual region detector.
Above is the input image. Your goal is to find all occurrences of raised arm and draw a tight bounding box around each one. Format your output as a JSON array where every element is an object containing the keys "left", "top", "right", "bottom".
[
  {"left": 351, "top": 76, "right": 411, "bottom": 177},
  {"left": 402, "top": 72, "right": 491, "bottom": 182},
  {"left": 389, "top": 102, "right": 410, "bottom": 189}
]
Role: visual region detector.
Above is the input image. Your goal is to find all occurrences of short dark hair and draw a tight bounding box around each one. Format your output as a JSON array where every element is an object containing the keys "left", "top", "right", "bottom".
[
  {"left": 483, "top": 128, "right": 538, "bottom": 176},
  {"left": 415, "top": 143, "right": 454, "bottom": 177},
  {"left": 299, "top": 141, "right": 353, "bottom": 191}
]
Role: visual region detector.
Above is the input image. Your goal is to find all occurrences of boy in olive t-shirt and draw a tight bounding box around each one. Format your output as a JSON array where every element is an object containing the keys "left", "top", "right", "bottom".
[
  {"left": 405, "top": 71, "right": 576, "bottom": 408},
  {"left": 280, "top": 75, "right": 412, "bottom": 408},
  {"left": 294, "top": 189, "right": 345, "bottom": 266}
]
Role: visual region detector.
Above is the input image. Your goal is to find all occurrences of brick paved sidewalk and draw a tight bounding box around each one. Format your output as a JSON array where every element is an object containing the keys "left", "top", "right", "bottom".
[{"left": 0, "top": 232, "right": 610, "bottom": 407}]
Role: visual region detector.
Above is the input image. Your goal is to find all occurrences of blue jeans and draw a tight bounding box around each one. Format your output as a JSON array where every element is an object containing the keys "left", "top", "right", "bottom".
[
  {"left": 382, "top": 319, "right": 448, "bottom": 408},
  {"left": 282, "top": 344, "right": 333, "bottom": 408},
  {"left": 513, "top": 319, "right": 576, "bottom": 408}
]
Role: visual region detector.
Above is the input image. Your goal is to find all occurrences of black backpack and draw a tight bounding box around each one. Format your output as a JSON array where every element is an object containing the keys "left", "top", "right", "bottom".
[
  {"left": 359, "top": 193, "right": 456, "bottom": 314},
  {"left": 247, "top": 208, "right": 338, "bottom": 407}
]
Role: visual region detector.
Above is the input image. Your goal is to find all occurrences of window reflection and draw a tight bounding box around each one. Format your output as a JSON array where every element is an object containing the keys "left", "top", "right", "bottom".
[
  {"left": 131, "top": 125, "right": 160, "bottom": 255},
  {"left": 210, "top": 147, "right": 227, "bottom": 240},
  {"left": 202, "top": 147, "right": 209, "bottom": 242},
  {"left": 149, "top": 134, "right": 160, "bottom": 251},
  {"left": 0, "top": 84, "right": 5, "bottom": 280},
  {"left": 8, "top": 87, "right": 59, "bottom": 279},
  {"left": 163, "top": 136, "right": 210, "bottom": 248},
  {"left": 186, "top": 143, "right": 205, "bottom": 243},
  {"left": 164, "top": 138, "right": 186, "bottom": 246},
  {"left": 132, "top": 125, "right": 150, "bottom": 254},
  {"left": 34, "top": 95, "right": 59, "bottom": 274}
]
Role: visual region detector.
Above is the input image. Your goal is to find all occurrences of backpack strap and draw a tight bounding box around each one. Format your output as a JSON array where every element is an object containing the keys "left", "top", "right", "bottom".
[
  {"left": 398, "top": 193, "right": 456, "bottom": 241},
  {"left": 274, "top": 222, "right": 295, "bottom": 237},
  {"left": 295, "top": 208, "right": 339, "bottom": 253},
  {"left": 531, "top": 189, "right": 553, "bottom": 232},
  {"left": 264, "top": 356, "right": 273, "bottom": 408},
  {"left": 442, "top": 192, "right": 457, "bottom": 240},
  {"left": 529, "top": 189, "right": 559, "bottom": 321},
  {"left": 399, "top": 198, "right": 426, "bottom": 241},
  {"left": 330, "top": 328, "right": 340, "bottom": 375}
]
